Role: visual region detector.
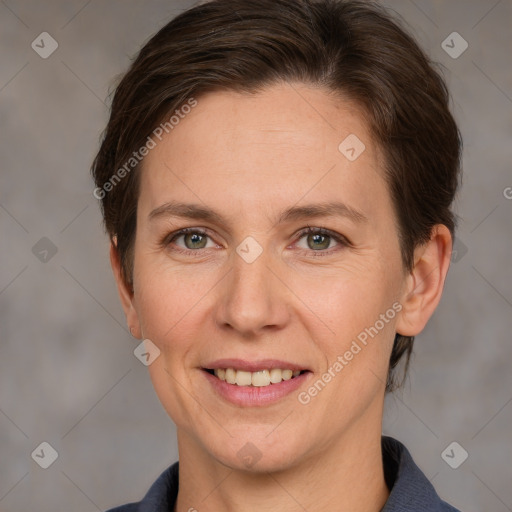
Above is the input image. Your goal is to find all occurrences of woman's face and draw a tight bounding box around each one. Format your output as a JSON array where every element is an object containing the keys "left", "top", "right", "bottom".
[{"left": 123, "top": 83, "right": 410, "bottom": 472}]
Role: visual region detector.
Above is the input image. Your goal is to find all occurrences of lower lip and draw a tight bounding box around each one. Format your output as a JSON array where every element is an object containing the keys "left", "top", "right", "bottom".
[{"left": 203, "top": 370, "right": 310, "bottom": 406}]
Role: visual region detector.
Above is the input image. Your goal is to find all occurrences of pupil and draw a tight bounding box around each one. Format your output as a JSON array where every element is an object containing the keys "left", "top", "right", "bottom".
[
  {"left": 309, "top": 233, "right": 329, "bottom": 250},
  {"left": 187, "top": 233, "right": 205, "bottom": 249}
]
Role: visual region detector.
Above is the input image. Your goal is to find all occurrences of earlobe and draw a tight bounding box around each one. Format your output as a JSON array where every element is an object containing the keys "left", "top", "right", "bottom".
[
  {"left": 110, "top": 241, "right": 142, "bottom": 339},
  {"left": 395, "top": 225, "right": 452, "bottom": 337}
]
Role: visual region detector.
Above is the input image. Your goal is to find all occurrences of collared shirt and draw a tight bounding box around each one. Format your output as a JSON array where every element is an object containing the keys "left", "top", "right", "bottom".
[{"left": 106, "top": 436, "right": 461, "bottom": 511}]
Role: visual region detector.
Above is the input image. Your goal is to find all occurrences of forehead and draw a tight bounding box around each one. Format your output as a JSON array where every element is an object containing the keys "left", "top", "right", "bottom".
[
  {"left": 166, "top": 84, "right": 370, "bottom": 160},
  {"left": 138, "top": 83, "right": 388, "bottom": 225}
]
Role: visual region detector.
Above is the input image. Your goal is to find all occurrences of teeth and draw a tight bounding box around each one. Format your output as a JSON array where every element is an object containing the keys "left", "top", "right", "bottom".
[
  {"left": 282, "top": 369, "right": 293, "bottom": 381},
  {"left": 235, "top": 370, "right": 252, "bottom": 386},
  {"left": 225, "top": 368, "right": 236, "bottom": 384},
  {"left": 269, "top": 368, "right": 282, "bottom": 384},
  {"left": 213, "top": 368, "right": 302, "bottom": 387},
  {"left": 252, "top": 370, "right": 270, "bottom": 387}
]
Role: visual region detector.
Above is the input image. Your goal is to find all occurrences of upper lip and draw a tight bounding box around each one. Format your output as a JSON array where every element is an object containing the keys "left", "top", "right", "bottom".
[{"left": 203, "top": 358, "right": 309, "bottom": 372}]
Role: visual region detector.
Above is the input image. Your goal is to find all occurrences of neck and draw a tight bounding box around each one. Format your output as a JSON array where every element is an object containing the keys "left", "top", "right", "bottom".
[{"left": 175, "top": 421, "right": 389, "bottom": 512}]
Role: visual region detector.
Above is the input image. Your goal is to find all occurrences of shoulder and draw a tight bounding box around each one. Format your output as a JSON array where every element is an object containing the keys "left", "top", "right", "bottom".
[
  {"left": 381, "top": 436, "right": 462, "bottom": 512},
  {"left": 105, "top": 461, "right": 179, "bottom": 512}
]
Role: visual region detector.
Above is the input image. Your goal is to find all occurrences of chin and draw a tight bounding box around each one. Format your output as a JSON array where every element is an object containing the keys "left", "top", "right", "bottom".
[{"left": 204, "top": 428, "right": 307, "bottom": 474}]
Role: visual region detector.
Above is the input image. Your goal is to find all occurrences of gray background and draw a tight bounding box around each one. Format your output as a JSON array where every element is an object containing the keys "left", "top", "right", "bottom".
[{"left": 1, "top": 1, "right": 511, "bottom": 511}]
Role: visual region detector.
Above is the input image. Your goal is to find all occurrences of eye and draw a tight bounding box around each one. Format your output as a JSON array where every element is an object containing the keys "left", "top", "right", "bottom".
[
  {"left": 165, "top": 228, "right": 217, "bottom": 254},
  {"left": 162, "top": 226, "right": 349, "bottom": 257},
  {"left": 294, "top": 226, "right": 348, "bottom": 255}
]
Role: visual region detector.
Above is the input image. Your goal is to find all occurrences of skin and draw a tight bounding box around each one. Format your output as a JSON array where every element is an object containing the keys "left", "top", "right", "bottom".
[{"left": 111, "top": 83, "right": 452, "bottom": 512}]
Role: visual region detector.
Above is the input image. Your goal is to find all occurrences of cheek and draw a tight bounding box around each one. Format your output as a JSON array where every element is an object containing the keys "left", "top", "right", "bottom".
[
  {"left": 133, "top": 254, "right": 207, "bottom": 338},
  {"left": 295, "top": 261, "right": 400, "bottom": 339},
  {"left": 133, "top": 267, "right": 207, "bottom": 424},
  {"left": 302, "top": 273, "right": 399, "bottom": 416},
  {"left": 291, "top": 260, "right": 402, "bottom": 399}
]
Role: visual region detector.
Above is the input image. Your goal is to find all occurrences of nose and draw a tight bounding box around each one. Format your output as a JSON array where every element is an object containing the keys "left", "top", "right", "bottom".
[{"left": 213, "top": 245, "right": 291, "bottom": 337}]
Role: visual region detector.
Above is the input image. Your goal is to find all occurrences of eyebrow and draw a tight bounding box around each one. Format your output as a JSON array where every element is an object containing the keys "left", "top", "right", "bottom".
[{"left": 148, "top": 200, "right": 368, "bottom": 226}]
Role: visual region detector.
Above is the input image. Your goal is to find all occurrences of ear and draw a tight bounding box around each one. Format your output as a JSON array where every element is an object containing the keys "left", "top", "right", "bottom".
[
  {"left": 110, "top": 240, "right": 142, "bottom": 339},
  {"left": 395, "top": 225, "right": 452, "bottom": 337}
]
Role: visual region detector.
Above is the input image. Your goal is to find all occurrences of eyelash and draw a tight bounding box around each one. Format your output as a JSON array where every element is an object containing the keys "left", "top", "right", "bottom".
[{"left": 162, "top": 226, "right": 350, "bottom": 258}]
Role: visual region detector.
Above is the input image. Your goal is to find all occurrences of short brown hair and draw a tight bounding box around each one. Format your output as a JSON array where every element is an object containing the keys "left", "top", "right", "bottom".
[{"left": 91, "top": 0, "right": 462, "bottom": 391}]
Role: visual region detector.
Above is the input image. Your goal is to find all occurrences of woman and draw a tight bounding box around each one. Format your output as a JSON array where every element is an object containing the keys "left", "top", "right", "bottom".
[{"left": 92, "top": 0, "right": 462, "bottom": 510}]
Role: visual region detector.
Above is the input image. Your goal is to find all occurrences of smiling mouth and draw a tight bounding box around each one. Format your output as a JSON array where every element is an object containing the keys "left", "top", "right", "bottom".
[{"left": 204, "top": 368, "right": 308, "bottom": 387}]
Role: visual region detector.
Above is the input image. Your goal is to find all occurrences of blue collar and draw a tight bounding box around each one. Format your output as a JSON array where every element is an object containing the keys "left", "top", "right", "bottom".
[{"left": 380, "top": 436, "right": 460, "bottom": 511}]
